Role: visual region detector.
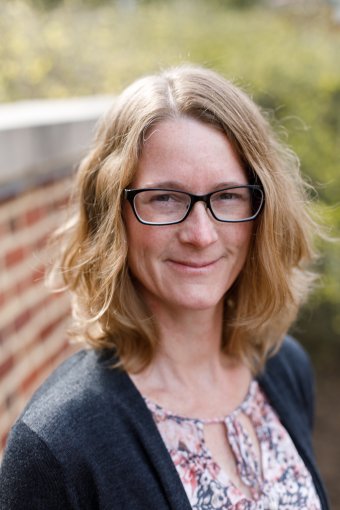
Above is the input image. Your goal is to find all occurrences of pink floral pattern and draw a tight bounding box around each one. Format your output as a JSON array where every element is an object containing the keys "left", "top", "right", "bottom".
[{"left": 145, "top": 381, "right": 321, "bottom": 509}]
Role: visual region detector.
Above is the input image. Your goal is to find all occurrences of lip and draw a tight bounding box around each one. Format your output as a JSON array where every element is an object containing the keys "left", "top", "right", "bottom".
[{"left": 167, "top": 258, "right": 221, "bottom": 272}]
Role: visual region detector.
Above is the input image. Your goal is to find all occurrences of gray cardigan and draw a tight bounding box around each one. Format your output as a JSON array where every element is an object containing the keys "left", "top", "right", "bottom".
[{"left": 0, "top": 336, "right": 329, "bottom": 509}]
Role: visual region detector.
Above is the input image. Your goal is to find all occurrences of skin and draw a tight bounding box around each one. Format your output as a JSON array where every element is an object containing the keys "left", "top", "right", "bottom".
[
  {"left": 125, "top": 117, "right": 253, "bottom": 317},
  {"left": 125, "top": 117, "right": 259, "bottom": 494}
]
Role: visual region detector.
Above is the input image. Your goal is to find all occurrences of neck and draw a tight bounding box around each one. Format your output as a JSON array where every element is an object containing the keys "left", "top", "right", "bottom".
[
  {"left": 139, "top": 299, "right": 234, "bottom": 391},
  {"left": 129, "top": 300, "right": 251, "bottom": 418},
  {"left": 160, "top": 307, "right": 222, "bottom": 359}
]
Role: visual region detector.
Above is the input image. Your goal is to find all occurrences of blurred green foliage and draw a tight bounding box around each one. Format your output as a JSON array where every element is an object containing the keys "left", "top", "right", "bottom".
[{"left": 1, "top": 0, "right": 339, "bottom": 368}]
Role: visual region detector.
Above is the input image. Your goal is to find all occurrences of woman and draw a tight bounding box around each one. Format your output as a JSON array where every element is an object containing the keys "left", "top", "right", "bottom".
[{"left": 0, "top": 65, "right": 329, "bottom": 509}]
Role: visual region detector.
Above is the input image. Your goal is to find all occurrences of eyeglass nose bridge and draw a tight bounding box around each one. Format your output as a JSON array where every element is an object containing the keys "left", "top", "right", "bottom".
[{"left": 184, "top": 192, "right": 214, "bottom": 220}]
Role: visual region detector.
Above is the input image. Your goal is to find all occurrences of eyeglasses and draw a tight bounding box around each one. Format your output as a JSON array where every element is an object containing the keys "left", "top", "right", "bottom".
[{"left": 124, "top": 185, "right": 264, "bottom": 226}]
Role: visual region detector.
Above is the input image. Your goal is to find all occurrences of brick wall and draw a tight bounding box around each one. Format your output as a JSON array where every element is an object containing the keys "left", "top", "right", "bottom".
[
  {"left": 0, "top": 96, "right": 112, "bottom": 455},
  {"left": 0, "top": 178, "right": 75, "bottom": 451}
]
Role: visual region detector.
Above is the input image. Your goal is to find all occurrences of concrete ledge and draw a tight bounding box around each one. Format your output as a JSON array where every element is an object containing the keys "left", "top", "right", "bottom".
[{"left": 0, "top": 96, "right": 114, "bottom": 201}]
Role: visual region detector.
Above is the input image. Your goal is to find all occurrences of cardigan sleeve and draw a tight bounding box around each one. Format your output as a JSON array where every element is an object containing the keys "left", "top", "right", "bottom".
[{"left": 0, "top": 421, "right": 74, "bottom": 510}]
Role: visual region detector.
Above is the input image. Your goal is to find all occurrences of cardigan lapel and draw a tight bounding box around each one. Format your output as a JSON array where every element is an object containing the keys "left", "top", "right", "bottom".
[
  {"left": 258, "top": 369, "right": 329, "bottom": 510},
  {"left": 103, "top": 358, "right": 193, "bottom": 510}
]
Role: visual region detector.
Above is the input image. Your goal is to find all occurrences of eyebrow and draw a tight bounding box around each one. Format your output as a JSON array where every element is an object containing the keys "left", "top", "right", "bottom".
[{"left": 139, "top": 180, "right": 249, "bottom": 190}]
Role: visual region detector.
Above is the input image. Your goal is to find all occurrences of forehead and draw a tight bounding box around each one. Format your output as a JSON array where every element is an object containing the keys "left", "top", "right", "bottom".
[{"left": 133, "top": 117, "right": 248, "bottom": 190}]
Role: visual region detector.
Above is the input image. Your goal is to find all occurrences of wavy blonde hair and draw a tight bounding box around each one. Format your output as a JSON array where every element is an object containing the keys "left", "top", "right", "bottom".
[{"left": 52, "top": 65, "right": 319, "bottom": 374}]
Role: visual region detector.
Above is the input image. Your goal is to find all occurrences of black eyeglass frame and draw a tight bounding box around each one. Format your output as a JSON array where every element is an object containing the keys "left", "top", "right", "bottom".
[{"left": 124, "top": 185, "right": 264, "bottom": 226}]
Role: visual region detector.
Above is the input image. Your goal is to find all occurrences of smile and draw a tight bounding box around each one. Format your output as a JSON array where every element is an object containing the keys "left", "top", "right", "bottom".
[{"left": 167, "top": 259, "right": 221, "bottom": 272}]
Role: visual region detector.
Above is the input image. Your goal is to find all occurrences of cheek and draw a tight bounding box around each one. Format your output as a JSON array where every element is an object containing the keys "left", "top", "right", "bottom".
[
  {"left": 124, "top": 206, "right": 142, "bottom": 274},
  {"left": 226, "top": 222, "right": 253, "bottom": 253},
  {"left": 124, "top": 208, "right": 165, "bottom": 277},
  {"left": 125, "top": 226, "right": 146, "bottom": 274},
  {"left": 124, "top": 204, "right": 146, "bottom": 254}
]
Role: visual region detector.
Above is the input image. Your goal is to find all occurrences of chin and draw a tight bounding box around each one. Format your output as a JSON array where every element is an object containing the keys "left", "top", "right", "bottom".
[{"left": 167, "top": 292, "right": 225, "bottom": 313}]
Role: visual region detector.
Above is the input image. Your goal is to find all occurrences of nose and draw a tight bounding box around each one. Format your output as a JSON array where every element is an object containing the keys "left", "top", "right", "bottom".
[{"left": 178, "top": 202, "right": 218, "bottom": 247}]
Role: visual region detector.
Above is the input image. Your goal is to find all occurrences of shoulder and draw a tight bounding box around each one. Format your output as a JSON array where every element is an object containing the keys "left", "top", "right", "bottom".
[
  {"left": 0, "top": 419, "right": 75, "bottom": 508},
  {"left": 1, "top": 349, "right": 152, "bottom": 506},
  {"left": 1, "top": 348, "right": 179, "bottom": 508},
  {"left": 3, "top": 349, "right": 138, "bottom": 470},
  {"left": 0, "top": 350, "right": 115, "bottom": 507},
  {"left": 19, "top": 349, "right": 113, "bottom": 431},
  {"left": 264, "top": 335, "right": 314, "bottom": 386},
  {"left": 258, "top": 335, "right": 315, "bottom": 429}
]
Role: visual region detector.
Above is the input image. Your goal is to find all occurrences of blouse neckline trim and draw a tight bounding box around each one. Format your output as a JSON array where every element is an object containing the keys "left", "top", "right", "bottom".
[{"left": 143, "top": 379, "right": 257, "bottom": 424}]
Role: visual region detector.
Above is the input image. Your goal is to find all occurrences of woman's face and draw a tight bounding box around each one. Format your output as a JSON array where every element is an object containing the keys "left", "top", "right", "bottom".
[{"left": 124, "top": 117, "right": 253, "bottom": 315}]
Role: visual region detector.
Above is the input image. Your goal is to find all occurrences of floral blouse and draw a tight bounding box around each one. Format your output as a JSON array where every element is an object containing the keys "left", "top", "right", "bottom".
[{"left": 144, "top": 380, "right": 321, "bottom": 510}]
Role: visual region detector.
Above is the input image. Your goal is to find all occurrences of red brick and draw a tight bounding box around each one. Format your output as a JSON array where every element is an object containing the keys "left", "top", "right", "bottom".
[
  {"left": 26, "top": 207, "right": 46, "bottom": 226},
  {"left": 31, "top": 265, "right": 45, "bottom": 285},
  {"left": 1, "top": 432, "right": 8, "bottom": 451},
  {"left": 0, "top": 355, "right": 14, "bottom": 378},
  {"left": 0, "top": 290, "right": 6, "bottom": 307},
  {"left": 4, "top": 390, "right": 16, "bottom": 412},
  {"left": 54, "top": 196, "right": 70, "bottom": 209},
  {"left": 5, "top": 247, "right": 25, "bottom": 268},
  {"left": 14, "top": 309, "right": 32, "bottom": 332},
  {"left": 0, "top": 402, "right": 5, "bottom": 419},
  {"left": 15, "top": 277, "right": 31, "bottom": 295},
  {"left": 47, "top": 339, "right": 70, "bottom": 368},
  {"left": 34, "top": 233, "right": 50, "bottom": 251},
  {"left": 39, "top": 314, "right": 67, "bottom": 341},
  {"left": 20, "top": 366, "right": 44, "bottom": 395},
  {"left": 8, "top": 216, "right": 25, "bottom": 233},
  {"left": 0, "top": 324, "right": 14, "bottom": 347},
  {"left": 19, "top": 340, "right": 67, "bottom": 394},
  {"left": 0, "top": 221, "right": 9, "bottom": 238},
  {"left": 11, "top": 298, "right": 48, "bottom": 336},
  {"left": 11, "top": 267, "right": 45, "bottom": 297},
  {"left": 48, "top": 292, "right": 67, "bottom": 304}
]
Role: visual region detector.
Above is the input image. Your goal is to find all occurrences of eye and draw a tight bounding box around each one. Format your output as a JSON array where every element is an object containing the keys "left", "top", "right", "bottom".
[
  {"left": 150, "top": 193, "right": 178, "bottom": 203},
  {"left": 139, "top": 190, "right": 188, "bottom": 209},
  {"left": 219, "top": 192, "right": 236, "bottom": 200},
  {"left": 213, "top": 188, "right": 250, "bottom": 203},
  {"left": 215, "top": 191, "right": 243, "bottom": 202}
]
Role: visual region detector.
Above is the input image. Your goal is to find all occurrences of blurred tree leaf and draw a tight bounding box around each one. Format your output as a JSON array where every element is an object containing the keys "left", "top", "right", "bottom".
[{"left": 0, "top": 0, "right": 339, "bottom": 365}]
